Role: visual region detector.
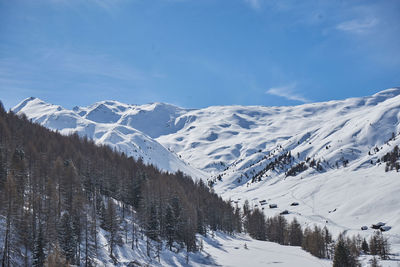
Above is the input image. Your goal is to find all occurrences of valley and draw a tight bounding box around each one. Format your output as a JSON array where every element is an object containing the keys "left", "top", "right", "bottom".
[{"left": 11, "top": 87, "right": 400, "bottom": 266}]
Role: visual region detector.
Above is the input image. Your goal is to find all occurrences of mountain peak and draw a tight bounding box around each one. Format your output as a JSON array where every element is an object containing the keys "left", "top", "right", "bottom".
[
  {"left": 85, "top": 102, "right": 122, "bottom": 123},
  {"left": 12, "top": 97, "right": 45, "bottom": 114},
  {"left": 144, "top": 102, "right": 185, "bottom": 111},
  {"left": 364, "top": 87, "right": 400, "bottom": 106},
  {"left": 372, "top": 87, "right": 400, "bottom": 98}
]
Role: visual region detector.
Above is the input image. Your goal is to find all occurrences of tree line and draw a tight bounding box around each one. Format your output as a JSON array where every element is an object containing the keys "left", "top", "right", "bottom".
[
  {"left": 0, "top": 104, "right": 240, "bottom": 266},
  {"left": 243, "top": 203, "right": 391, "bottom": 266},
  {"left": 382, "top": 145, "right": 400, "bottom": 172}
]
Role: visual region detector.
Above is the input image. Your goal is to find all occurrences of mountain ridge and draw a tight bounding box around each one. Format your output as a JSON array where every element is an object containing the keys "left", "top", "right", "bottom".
[
  {"left": 13, "top": 87, "right": 400, "bottom": 178},
  {"left": 12, "top": 88, "right": 400, "bottom": 251},
  {"left": 12, "top": 97, "right": 206, "bottom": 179}
]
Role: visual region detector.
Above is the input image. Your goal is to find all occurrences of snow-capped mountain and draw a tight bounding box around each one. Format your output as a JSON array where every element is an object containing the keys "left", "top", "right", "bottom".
[
  {"left": 12, "top": 97, "right": 206, "bottom": 179},
  {"left": 159, "top": 88, "right": 400, "bottom": 175},
  {"left": 155, "top": 88, "right": 400, "bottom": 249},
  {"left": 13, "top": 88, "right": 400, "bottom": 252}
]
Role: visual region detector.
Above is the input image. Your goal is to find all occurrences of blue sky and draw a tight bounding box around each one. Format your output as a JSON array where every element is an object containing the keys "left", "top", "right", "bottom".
[{"left": 1, "top": 0, "right": 399, "bottom": 109}]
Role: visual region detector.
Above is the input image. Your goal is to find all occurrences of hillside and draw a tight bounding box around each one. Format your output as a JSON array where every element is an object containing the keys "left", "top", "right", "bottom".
[
  {"left": 12, "top": 88, "right": 400, "bottom": 265},
  {"left": 0, "top": 105, "right": 240, "bottom": 266}
]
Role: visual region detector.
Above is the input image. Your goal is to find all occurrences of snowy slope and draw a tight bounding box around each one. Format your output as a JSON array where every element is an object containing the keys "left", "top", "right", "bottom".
[
  {"left": 158, "top": 88, "right": 400, "bottom": 175},
  {"left": 202, "top": 233, "right": 398, "bottom": 267},
  {"left": 198, "top": 232, "right": 331, "bottom": 267},
  {"left": 12, "top": 97, "right": 206, "bottom": 179},
  {"left": 12, "top": 87, "right": 400, "bottom": 263},
  {"left": 99, "top": 230, "right": 333, "bottom": 267},
  {"left": 155, "top": 87, "right": 400, "bottom": 251}
]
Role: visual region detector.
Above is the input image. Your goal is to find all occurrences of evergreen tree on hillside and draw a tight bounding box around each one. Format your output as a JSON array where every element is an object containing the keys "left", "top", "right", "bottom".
[
  {"left": 333, "top": 239, "right": 350, "bottom": 267},
  {"left": 333, "top": 235, "right": 358, "bottom": 267},
  {"left": 104, "top": 198, "right": 120, "bottom": 259},
  {"left": 369, "top": 231, "right": 390, "bottom": 260},
  {"left": 246, "top": 208, "right": 266, "bottom": 241},
  {"left": 196, "top": 208, "right": 206, "bottom": 236},
  {"left": 33, "top": 224, "right": 45, "bottom": 267},
  {"left": 287, "top": 218, "right": 303, "bottom": 246},
  {"left": 58, "top": 212, "right": 76, "bottom": 264},
  {"left": 147, "top": 203, "right": 159, "bottom": 241},
  {"left": 323, "top": 226, "right": 333, "bottom": 259},
  {"left": 266, "top": 215, "right": 287, "bottom": 244},
  {"left": 362, "top": 238, "right": 369, "bottom": 254},
  {"left": 233, "top": 205, "right": 242, "bottom": 233},
  {"left": 302, "top": 225, "right": 333, "bottom": 259},
  {"left": 1, "top": 174, "right": 17, "bottom": 267},
  {"left": 165, "top": 205, "right": 175, "bottom": 251}
]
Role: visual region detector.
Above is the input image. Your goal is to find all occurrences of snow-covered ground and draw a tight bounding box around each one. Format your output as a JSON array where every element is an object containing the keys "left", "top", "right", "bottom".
[
  {"left": 93, "top": 227, "right": 400, "bottom": 267},
  {"left": 221, "top": 165, "right": 400, "bottom": 255},
  {"left": 82, "top": 227, "right": 334, "bottom": 267},
  {"left": 12, "top": 87, "right": 400, "bottom": 265},
  {"left": 201, "top": 233, "right": 400, "bottom": 267},
  {"left": 198, "top": 232, "right": 331, "bottom": 267}
]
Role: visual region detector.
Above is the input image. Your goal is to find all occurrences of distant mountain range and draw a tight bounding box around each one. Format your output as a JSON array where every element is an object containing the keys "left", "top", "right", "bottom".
[
  {"left": 13, "top": 97, "right": 206, "bottom": 179},
  {"left": 13, "top": 87, "right": 400, "bottom": 247}
]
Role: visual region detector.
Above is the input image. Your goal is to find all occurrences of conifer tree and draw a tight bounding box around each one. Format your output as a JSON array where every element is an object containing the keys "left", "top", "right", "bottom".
[
  {"left": 106, "top": 198, "right": 119, "bottom": 259},
  {"left": 333, "top": 239, "right": 351, "bottom": 267},
  {"left": 246, "top": 208, "right": 266, "bottom": 241},
  {"left": 147, "top": 203, "right": 159, "bottom": 241},
  {"left": 333, "top": 235, "right": 358, "bottom": 267},
  {"left": 165, "top": 205, "right": 175, "bottom": 251},
  {"left": 58, "top": 212, "right": 75, "bottom": 264},
  {"left": 287, "top": 218, "right": 303, "bottom": 246},
  {"left": 33, "top": 224, "right": 45, "bottom": 267},
  {"left": 362, "top": 238, "right": 369, "bottom": 254},
  {"left": 369, "top": 231, "right": 390, "bottom": 260}
]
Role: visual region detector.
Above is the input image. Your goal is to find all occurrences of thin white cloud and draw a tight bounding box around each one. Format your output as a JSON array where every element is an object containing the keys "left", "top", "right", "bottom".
[
  {"left": 244, "top": 0, "right": 307, "bottom": 12},
  {"left": 47, "top": 0, "right": 125, "bottom": 13},
  {"left": 244, "top": 0, "right": 262, "bottom": 10},
  {"left": 266, "top": 83, "right": 310, "bottom": 103},
  {"left": 336, "top": 18, "right": 378, "bottom": 34}
]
